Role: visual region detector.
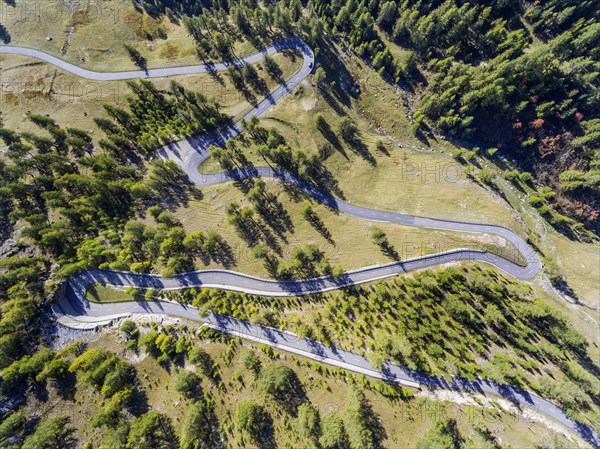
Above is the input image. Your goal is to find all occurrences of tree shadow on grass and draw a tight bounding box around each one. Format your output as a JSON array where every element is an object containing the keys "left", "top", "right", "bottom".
[
  {"left": 265, "top": 60, "right": 284, "bottom": 84},
  {"left": 254, "top": 410, "right": 277, "bottom": 449},
  {"left": 128, "top": 386, "right": 150, "bottom": 417},
  {"left": 363, "top": 399, "right": 388, "bottom": 448},
  {"left": 305, "top": 211, "right": 335, "bottom": 245},
  {"left": 303, "top": 161, "right": 346, "bottom": 200},
  {"left": 148, "top": 162, "right": 203, "bottom": 211},
  {"left": 53, "top": 372, "right": 77, "bottom": 402},
  {"left": 378, "top": 241, "right": 400, "bottom": 261},
  {"left": 254, "top": 195, "right": 294, "bottom": 243},
  {"left": 0, "top": 23, "right": 11, "bottom": 44},
  {"left": 316, "top": 38, "right": 353, "bottom": 109},
  {"left": 317, "top": 120, "right": 348, "bottom": 159},
  {"left": 319, "top": 86, "right": 348, "bottom": 117},
  {"left": 209, "top": 239, "right": 236, "bottom": 269},
  {"left": 345, "top": 134, "right": 376, "bottom": 165}
]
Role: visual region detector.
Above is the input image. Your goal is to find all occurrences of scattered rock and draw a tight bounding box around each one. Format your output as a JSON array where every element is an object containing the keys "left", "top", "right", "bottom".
[{"left": 0, "top": 239, "right": 18, "bottom": 260}]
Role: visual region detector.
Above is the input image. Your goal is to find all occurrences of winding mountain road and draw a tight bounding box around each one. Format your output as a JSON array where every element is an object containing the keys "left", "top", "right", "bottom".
[
  {"left": 0, "top": 39, "right": 541, "bottom": 280},
  {"left": 6, "top": 40, "right": 596, "bottom": 447},
  {"left": 0, "top": 38, "right": 307, "bottom": 81},
  {"left": 52, "top": 276, "right": 600, "bottom": 447}
]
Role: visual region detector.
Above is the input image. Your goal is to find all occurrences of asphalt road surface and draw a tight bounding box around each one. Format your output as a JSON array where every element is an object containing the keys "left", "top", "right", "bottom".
[
  {"left": 7, "top": 39, "right": 595, "bottom": 447},
  {"left": 0, "top": 38, "right": 308, "bottom": 81},
  {"left": 52, "top": 271, "right": 599, "bottom": 447},
  {"left": 2, "top": 39, "right": 540, "bottom": 279}
]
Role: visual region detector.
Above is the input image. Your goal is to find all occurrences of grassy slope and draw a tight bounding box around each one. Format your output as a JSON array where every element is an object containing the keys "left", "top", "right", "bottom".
[
  {"left": 86, "top": 278, "right": 599, "bottom": 368},
  {"left": 2, "top": 0, "right": 255, "bottom": 71},
  {"left": 83, "top": 274, "right": 599, "bottom": 445},
  {"left": 33, "top": 327, "right": 581, "bottom": 449},
  {"left": 85, "top": 283, "right": 137, "bottom": 303},
  {"left": 170, "top": 183, "right": 524, "bottom": 276},
  {"left": 199, "top": 69, "right": 528, "bottom": 234},
  {"left": 159, "top": 265, "right": 599, "bottom": 426},
  {"left": 493, "top": 172, "right": 600, "bottom": 306},
  {"left": 6, "top": 0, "right": 594, "bottom": 304},
  {"left": 0, "top": 51, "right": 302, "bottom": 134},
  {"left": 264, "top": 77, "right": 527, "bottom": 233},
  {"left": 550, "top": 236, "right": 599, "bottom": 304},
  {"left": 251, "top": 42, "right": 599, "bottom": 306},
  {"left": 2, "top": 3, "right": 595, "bottom": 447},
  {"left": 340, "top": 40, "right": 600, "bottom": 307}
]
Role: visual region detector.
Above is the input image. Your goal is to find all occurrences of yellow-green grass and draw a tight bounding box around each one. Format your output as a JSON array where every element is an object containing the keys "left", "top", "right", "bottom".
[
  {"left": 84, "top": 180, "right": 523, "bottom": 304},
  {"left": 375, "top": 24, "right": 412, "bottom": 63},
  {"left": 7, "top": 0, "right": 594, "bottom": 317},
  {"left": 0, "top": 51, "right": 302, "bottom": 134},
  {"left": 520, "top": 17, "right": 545, "bottom": 51},
  {"left": 194, "top": 44, "right": 528, "bottom": 233},
  {"left": 85, "top": 282, "right": 136, "bottom": 303},
  {"left": 338, "top": 43, "right": 597, "bottom": 307},
  {"left": 283, "top": 96, "right": 524, "bottom": 232},
  {"left": 172, "top": 183, "right": 524, "bottom": 276},
  {"left": 2, "top": 0, "right": 258, "bottom": 72},
  {"left": 550, "top": 235, "right": 600, "bottom": 306},
  {"left": 200, "top": 78, "right": 528, "bottom": 235},
  {"left": 201, "top": 46, "right": 598, "bottom": 307},
  {"left": 339, "top": 39, "right": 595, "bottom": 302},
  {"left": 42, "top": 328, "right": 575, "bottom": 449},
  {"left": 492, "top": 172, "right": 600, "bottom": 307},
  {"left": 2, "top": 0, "right": 190, "bottom": 70},
  {"left": 83, "top": 270, "right": 599, "bottom": 440}
]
